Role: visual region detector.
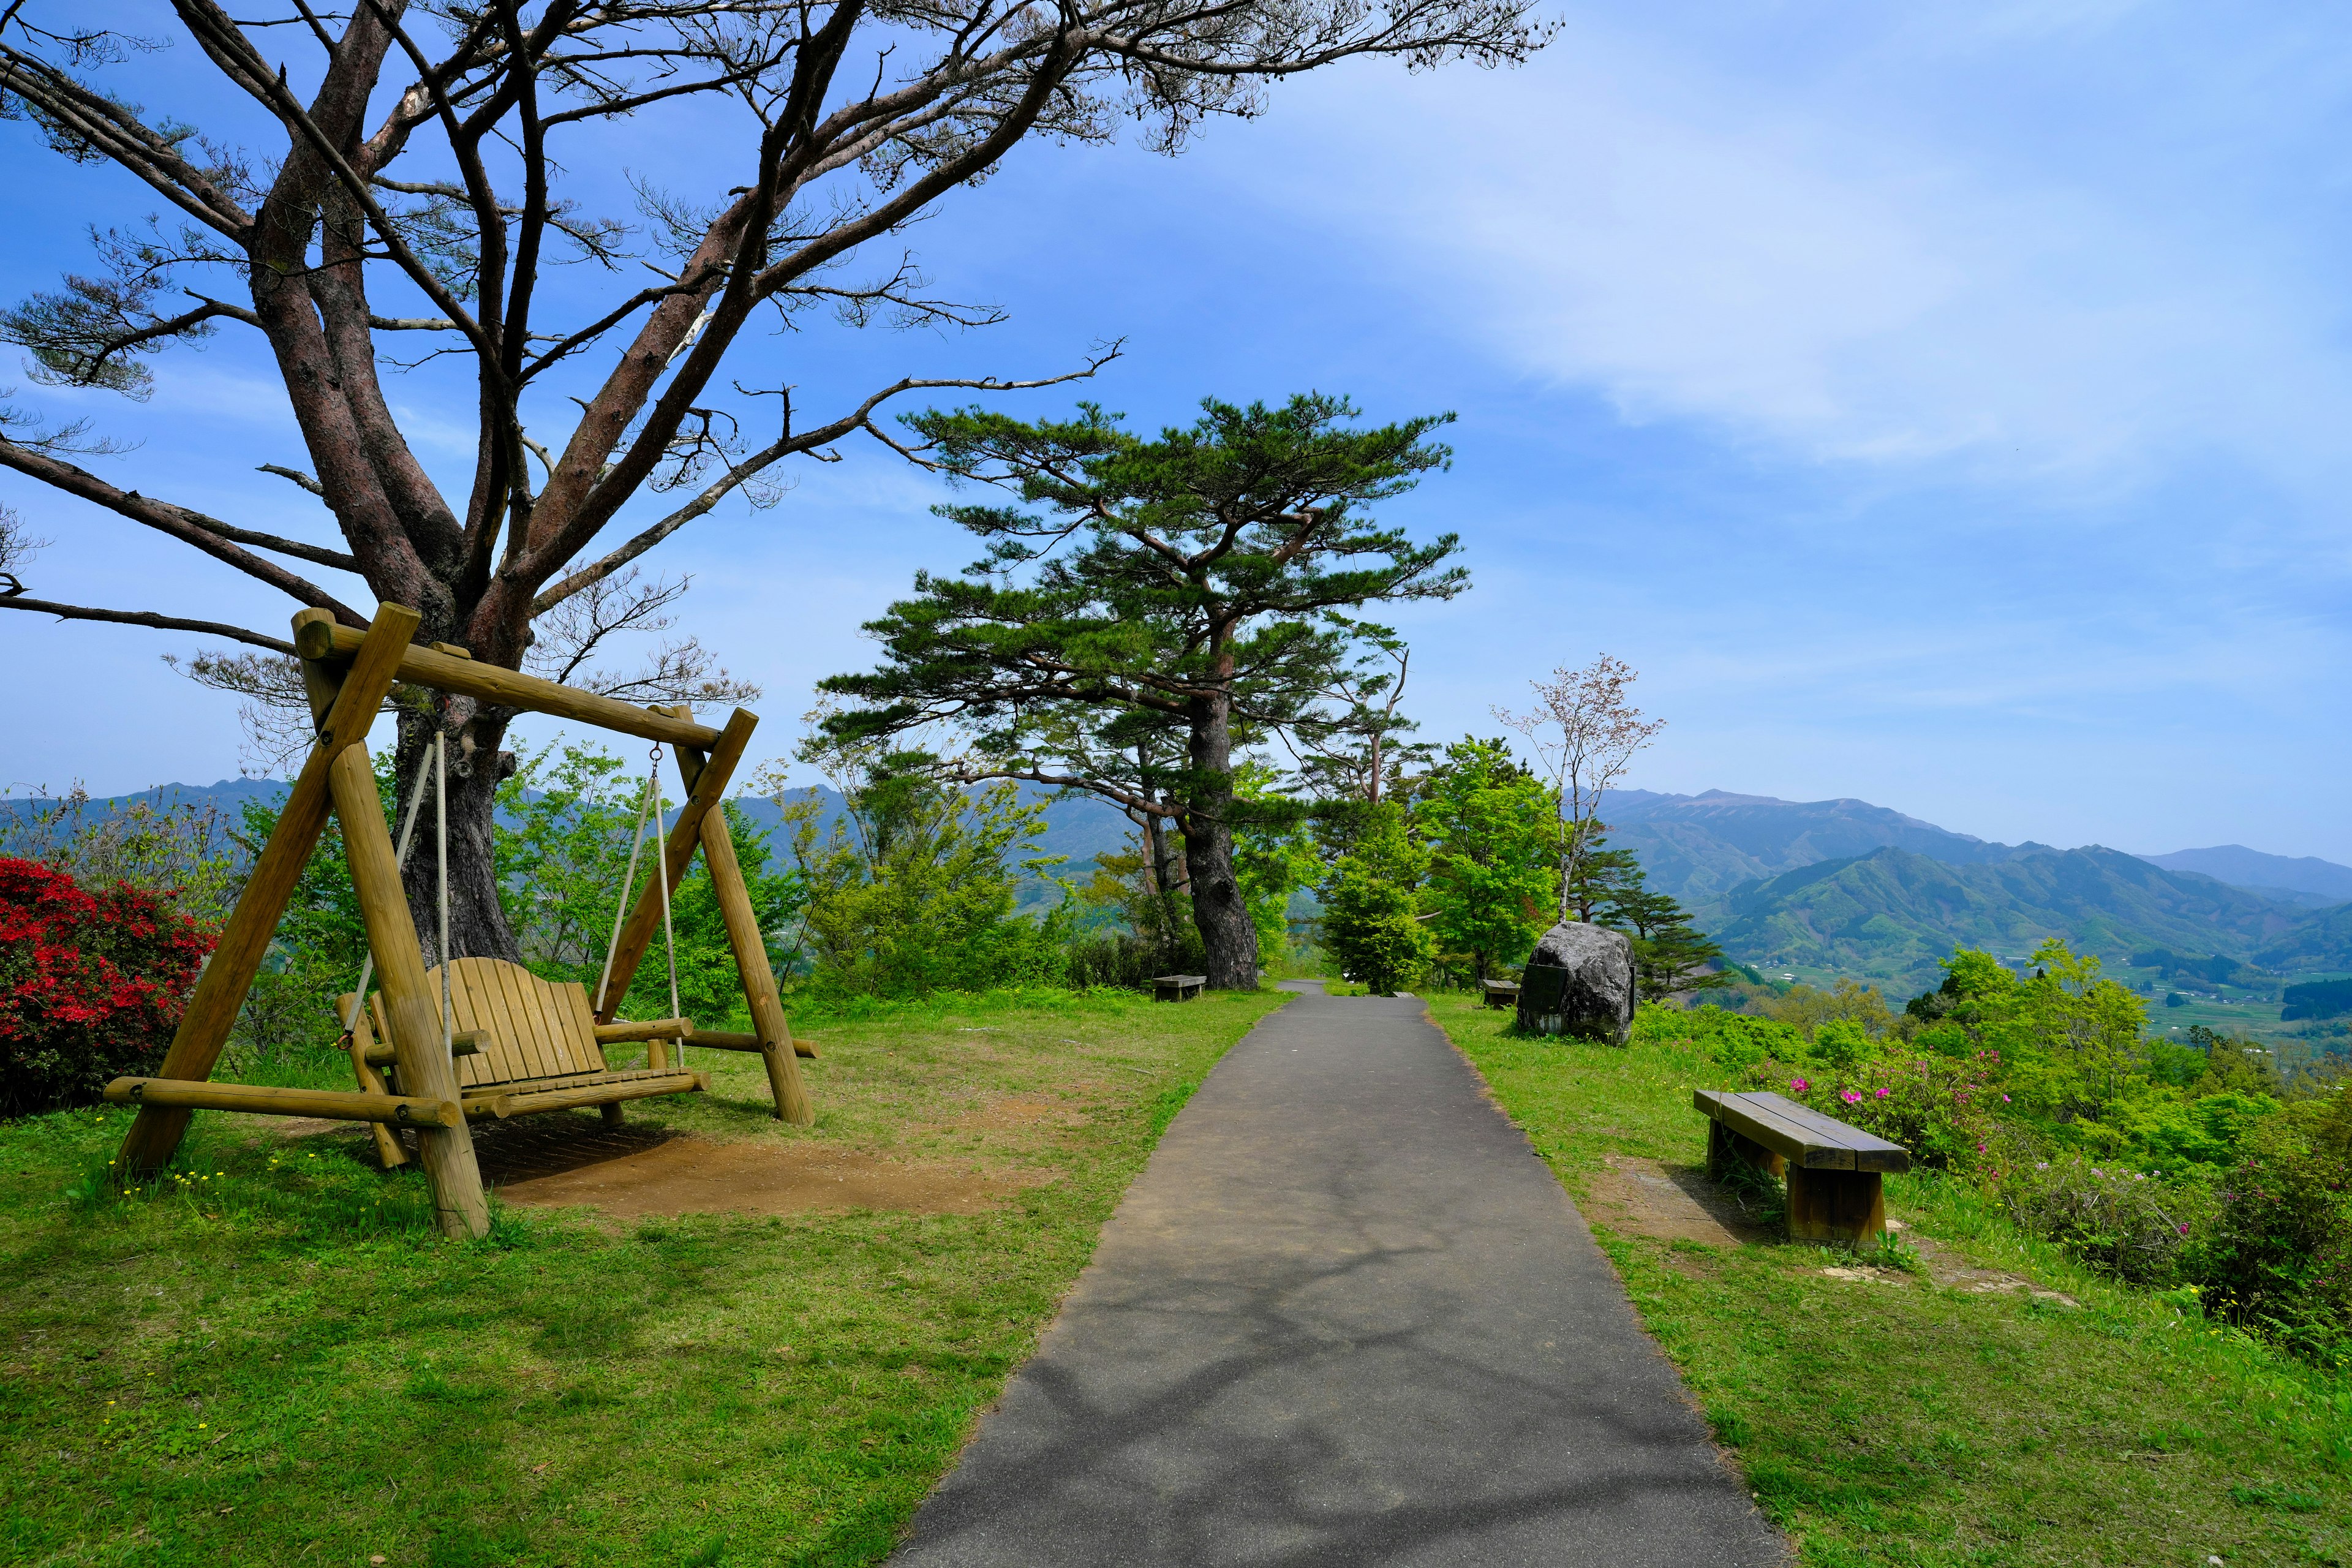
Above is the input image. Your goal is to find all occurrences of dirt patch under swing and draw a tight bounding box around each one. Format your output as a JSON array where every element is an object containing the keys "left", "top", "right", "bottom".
[{"left": 317, "top": 1114, "right": 1035, "bottom": 1220}]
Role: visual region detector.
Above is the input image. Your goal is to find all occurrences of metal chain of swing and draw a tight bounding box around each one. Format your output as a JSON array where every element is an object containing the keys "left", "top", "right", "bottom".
[{"left": 342, "top": 734, "right": 682, "bottom": 1069}]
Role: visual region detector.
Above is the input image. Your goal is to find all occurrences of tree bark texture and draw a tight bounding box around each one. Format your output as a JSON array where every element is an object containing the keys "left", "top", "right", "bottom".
[{"left": 1183, "top": 687, "right": 1260, "bottom": 990}]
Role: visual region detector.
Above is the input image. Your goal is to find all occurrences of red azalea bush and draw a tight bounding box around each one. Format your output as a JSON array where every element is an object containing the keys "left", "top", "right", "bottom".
[{"left": 0, "top": 855, "right": 214, "bottom": 1115}]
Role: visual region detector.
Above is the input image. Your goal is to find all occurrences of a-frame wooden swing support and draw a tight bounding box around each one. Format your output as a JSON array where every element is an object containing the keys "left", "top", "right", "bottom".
[{"left": 110, "top": 605, "right": 815, "bottom": 1240}]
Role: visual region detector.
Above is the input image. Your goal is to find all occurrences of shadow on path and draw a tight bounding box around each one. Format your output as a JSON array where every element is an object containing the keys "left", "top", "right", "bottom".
[{"left": 891, "top": 989, "right": 1785, "bottom": 1567}]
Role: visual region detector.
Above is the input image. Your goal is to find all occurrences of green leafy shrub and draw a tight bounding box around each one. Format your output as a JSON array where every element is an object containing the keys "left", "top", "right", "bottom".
[
  {"left": 777, "top": 761, "right": 1068, "bottom": 1000},
  {"left": 1755, "top": 1050, "right": 2003, "bottom": 1170},
  {"left": 1986, "top": 1148, "right": 2212, "bottom": 1286},
  {"left": 1063, "top": 926, "right": 1208, "bottom": 990},
  {"left": 1807, "top": 1018, "right": 1874, "bottom": 1070},
  {"left": 2183, "top": 1114, "right": 2351, "bottom": 1362},
  {"left": 1634, "top": 1003, "right": 1798, "bottom": 1070},
  {"left": 0, "top": 856, "right": 214, "bottom": 1114},
  {"left": 1320, "top": 807, "right": 1431, "bottom": 996}
]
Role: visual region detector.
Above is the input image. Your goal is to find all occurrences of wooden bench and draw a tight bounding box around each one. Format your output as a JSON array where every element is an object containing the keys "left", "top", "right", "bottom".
[
  {"left": 341, "top": 957, "right": 713, "bottom": 1168},
  {"left": 1480, "top": 979, "right": 1521, "bottom": 1009},
  {"left": 1693, "top": 1088, "right": 1910, "bottom": 1245},
  {"left": 1152, "top": 974, "right": 1207, "bottom": 1002}
]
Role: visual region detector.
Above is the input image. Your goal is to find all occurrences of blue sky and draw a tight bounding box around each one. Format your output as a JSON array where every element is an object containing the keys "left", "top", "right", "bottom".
[{"left": 3, "top": 2, "right": 2348, "bottom": 859}]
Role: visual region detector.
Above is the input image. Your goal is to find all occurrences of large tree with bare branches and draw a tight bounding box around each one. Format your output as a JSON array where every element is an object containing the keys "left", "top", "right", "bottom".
[{"left": 0, "top": 0, "right": 1545, "bottom": 961}]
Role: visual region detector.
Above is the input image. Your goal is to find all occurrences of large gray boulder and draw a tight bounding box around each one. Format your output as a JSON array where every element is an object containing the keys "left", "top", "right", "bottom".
[{"left": 1516, "top": 921, "right": 1636, "bottom": 1044}]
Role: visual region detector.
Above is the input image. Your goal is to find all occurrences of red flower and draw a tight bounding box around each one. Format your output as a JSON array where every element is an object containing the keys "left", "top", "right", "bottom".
[{"left": 0, "top": 856, "right": 214, "bottom": 1114}]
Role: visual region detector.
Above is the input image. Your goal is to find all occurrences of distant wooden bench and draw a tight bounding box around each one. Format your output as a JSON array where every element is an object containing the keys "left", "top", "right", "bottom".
[
  {"left": 1693, "top": 1088, "right": 1910, "bottom": 1245},
  {"left": 1480, "top": 979, "right": 1521, "bottom": 1009},
  {"left": 1152, "top": 974, "right": 1207, "bottom": 1002}
]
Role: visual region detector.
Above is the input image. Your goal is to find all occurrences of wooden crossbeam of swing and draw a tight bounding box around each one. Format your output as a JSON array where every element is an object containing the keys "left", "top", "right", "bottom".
[
  {"left": 116, "top": 606, "right": 423, "bottom": 1175},
  {"left": 106, "top": 1076, "right": 462, "bottom": 1128},
  {"left": 293, "top": 619, "right": 723, "bottom": 749}
]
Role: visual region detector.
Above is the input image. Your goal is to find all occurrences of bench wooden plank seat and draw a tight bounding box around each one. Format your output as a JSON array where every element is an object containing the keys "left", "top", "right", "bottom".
[
  {"left": 1480, "top": 979, "right": 1521, "bottom": 1009},
  {"left": 1693, "top": 1088, "right": 1910, "bottom": 1245},
  {"left": 1152, "top": 974, "right": 1207, "bottom": 1002},
  {"left": 342, "top": 957, "right": 715, "bottom": 1167}
]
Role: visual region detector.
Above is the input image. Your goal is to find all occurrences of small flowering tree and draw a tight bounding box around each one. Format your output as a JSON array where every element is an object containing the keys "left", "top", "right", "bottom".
[
  {"left": 0, "top": 857, "right": 214, "bottom": 1114},
  {"left": 1494, "top": 655, "right": 1664, "bottom": 923}
]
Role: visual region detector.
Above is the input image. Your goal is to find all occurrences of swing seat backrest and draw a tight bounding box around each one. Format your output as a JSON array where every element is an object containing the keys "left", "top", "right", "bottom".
[{"left": 405, "top": 957, "right": 611, "bottom": 1089}]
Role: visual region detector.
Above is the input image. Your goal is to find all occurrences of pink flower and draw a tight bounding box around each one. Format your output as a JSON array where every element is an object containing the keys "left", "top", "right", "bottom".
[
  {"left": 2001, "top": 1095, "right": 2010, "bottom": 1102},
  {"left": 1841, "top": 1089, "right": 1863, "bottom": 1104},
  {"left": 1791, "top": 1077, "right": 1809, "bottom": 1093},
  {"left": 1875, "top": 1088, "right": 1890, "bottom": 1098},
  {"left": 1976, "top": 1143, "right": 1986, "bottom": 1153},
  {"left": 2178, "top": 1224, "right": 2190, "bottom": 1235}
]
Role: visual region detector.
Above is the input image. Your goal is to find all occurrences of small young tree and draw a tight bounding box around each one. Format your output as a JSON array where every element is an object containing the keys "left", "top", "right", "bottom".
[
  {"left": 1495, "top": 655, "right": 1664, "bottom": 923},
  {"left": 1610, "top": 886, "right": 1732, "bottom": 1003},
  {"left": 768, "top": 734, "right": 1066, "bottom": 998},
  {"left": 1412, "top": 737, "right": 1554, "bottom": 982},
  {"left": 1320, "top": 807, "right": 1431, "bottom": 997},
  {"left": 820, "top": 394, "right": 1466, "bottom": 989}
]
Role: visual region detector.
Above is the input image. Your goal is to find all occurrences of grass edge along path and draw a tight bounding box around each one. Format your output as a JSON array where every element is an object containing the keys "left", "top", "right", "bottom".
[
  {"left": 1427, "top": 992, "right": 2352, "bottom": 1568},
  {"left": 0, "top": 986, "right": 1286, "bottom": 1568}
]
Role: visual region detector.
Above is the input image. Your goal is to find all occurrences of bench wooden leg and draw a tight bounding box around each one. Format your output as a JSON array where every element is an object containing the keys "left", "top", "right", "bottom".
[
  {"left": 600, "top": 1101, "right": 626, "bottom": 1128},
  {"left": 1707, "top": 1118, "right": 1784, "bottom": 1180},
  {"left": 1785, "top": 1166, "right": 1885, "bottom": 1245}
]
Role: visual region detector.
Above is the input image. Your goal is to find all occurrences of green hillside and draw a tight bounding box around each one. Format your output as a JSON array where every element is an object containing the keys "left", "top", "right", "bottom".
[
  {"left": 2254, "top": 900, "right": 2352, "bottom": 970},
  {"left": 1706, "top": 845, "right": 2312, "bottom": 992}
]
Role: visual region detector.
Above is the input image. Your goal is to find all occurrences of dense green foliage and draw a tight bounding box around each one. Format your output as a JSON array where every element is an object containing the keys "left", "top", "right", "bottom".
[
  {"left": 1319, "top": 807, "right": 1433, "bottom": 995},
  {"left": 2286, "top": 976, "right": 2352, "bottom": 1021},
  {"left": 1666, "top": 938, "right": 2352, "bottom": 1364},
  {"left": 1414, "top": 738, "right": 1555, "bottom": 981},
  {"left": 778, "top": 762, "right": 1071, "bottom": 1000}
]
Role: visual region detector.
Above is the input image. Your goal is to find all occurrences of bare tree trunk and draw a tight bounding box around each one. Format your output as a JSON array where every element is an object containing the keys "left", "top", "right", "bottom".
[
  {"left": 1182, "top": 688, "right": 1259, "bottom": 990},
  {"left": 391, "top": 707, "right": 523, "bottom": 967}
]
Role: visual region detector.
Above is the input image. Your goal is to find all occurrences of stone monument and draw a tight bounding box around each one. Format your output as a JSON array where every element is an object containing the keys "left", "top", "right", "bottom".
[{"left": 1515, "top": 920, "right": 1637, "bottom": 1044}]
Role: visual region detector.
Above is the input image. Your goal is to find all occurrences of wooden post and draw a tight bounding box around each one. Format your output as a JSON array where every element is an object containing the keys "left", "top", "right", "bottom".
[
  {"left": 340, "top": 993, "right": 412, "bottom": 1170},
  {"left": 592, "top": 707, "right": 758, "bottom": 1023},
  {"left": 297, "top": 605, "right": 488, "bottom": 1239},
  {"left": 329, "top": 736, "right": 491, "bottom": 1237},
  {"left": 666, "top": 708, "right": 814, "bottom": 1126},
  {"left": 1785, "top": 1165, "right": 1886, "bottom": 1245},
  {"left": 1706, "top": 1117, "right": 1784, "bottom": 1181},
  {"left": 116, "top": 607, "right": 416, "bottom": 1175}
]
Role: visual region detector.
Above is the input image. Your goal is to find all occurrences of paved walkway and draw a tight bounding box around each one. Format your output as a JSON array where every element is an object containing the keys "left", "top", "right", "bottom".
[{"left": 891, "top": 984, "right": 1783, "bottom": 1567}]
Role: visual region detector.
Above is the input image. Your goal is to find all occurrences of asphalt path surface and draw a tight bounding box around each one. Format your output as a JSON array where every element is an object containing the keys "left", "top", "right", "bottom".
[{"left": 890, "top": 982, "right": 1784, "bottom": 1567}]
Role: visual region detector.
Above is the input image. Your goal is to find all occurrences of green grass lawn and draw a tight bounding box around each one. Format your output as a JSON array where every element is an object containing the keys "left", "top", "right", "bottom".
[
  {"left": 0, "top": 986, "right": 1285, "bottom": 1568},
  {"left": 1427, "top": 992, "right": 2352, "bottom": 1568}
]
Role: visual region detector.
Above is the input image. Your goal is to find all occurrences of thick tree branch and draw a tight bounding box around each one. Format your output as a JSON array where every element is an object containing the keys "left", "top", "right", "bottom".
[
  {"left": 0, "top": 594, "right": 296, "bottom": 654},
  {"left": 0, "top": 440, "right": 361, "bottom": 616}
]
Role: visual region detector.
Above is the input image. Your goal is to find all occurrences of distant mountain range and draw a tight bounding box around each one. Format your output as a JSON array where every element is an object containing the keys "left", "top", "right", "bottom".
[
  {"left": 1, "top": 777, "right": 1139, "bottom": 888},
  {"left": 1605, "top": 790, "right": 2352, "bottom": 990},
  {"left": 18, "top": 777, "right": 2352, "bottom": 990},
  {"left": 2136, "top": 845, "right": 2352, "bottom": 907},
  {"left": 1709, "top": 845, "right": 2312, "bottom": 989}
]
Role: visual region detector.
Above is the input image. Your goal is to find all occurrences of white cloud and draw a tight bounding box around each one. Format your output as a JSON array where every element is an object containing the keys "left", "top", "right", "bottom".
[{"left": 1241, "top": 9, "right": 2352, "bottom": 498}]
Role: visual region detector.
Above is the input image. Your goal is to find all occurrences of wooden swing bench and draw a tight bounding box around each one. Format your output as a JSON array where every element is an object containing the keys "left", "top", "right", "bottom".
[
  {"left": 335, "top": 958, "right": 707, "bottom": 1168},
  {"left": 107, "top": 603, "right": 817, "bottom": 1240}
]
